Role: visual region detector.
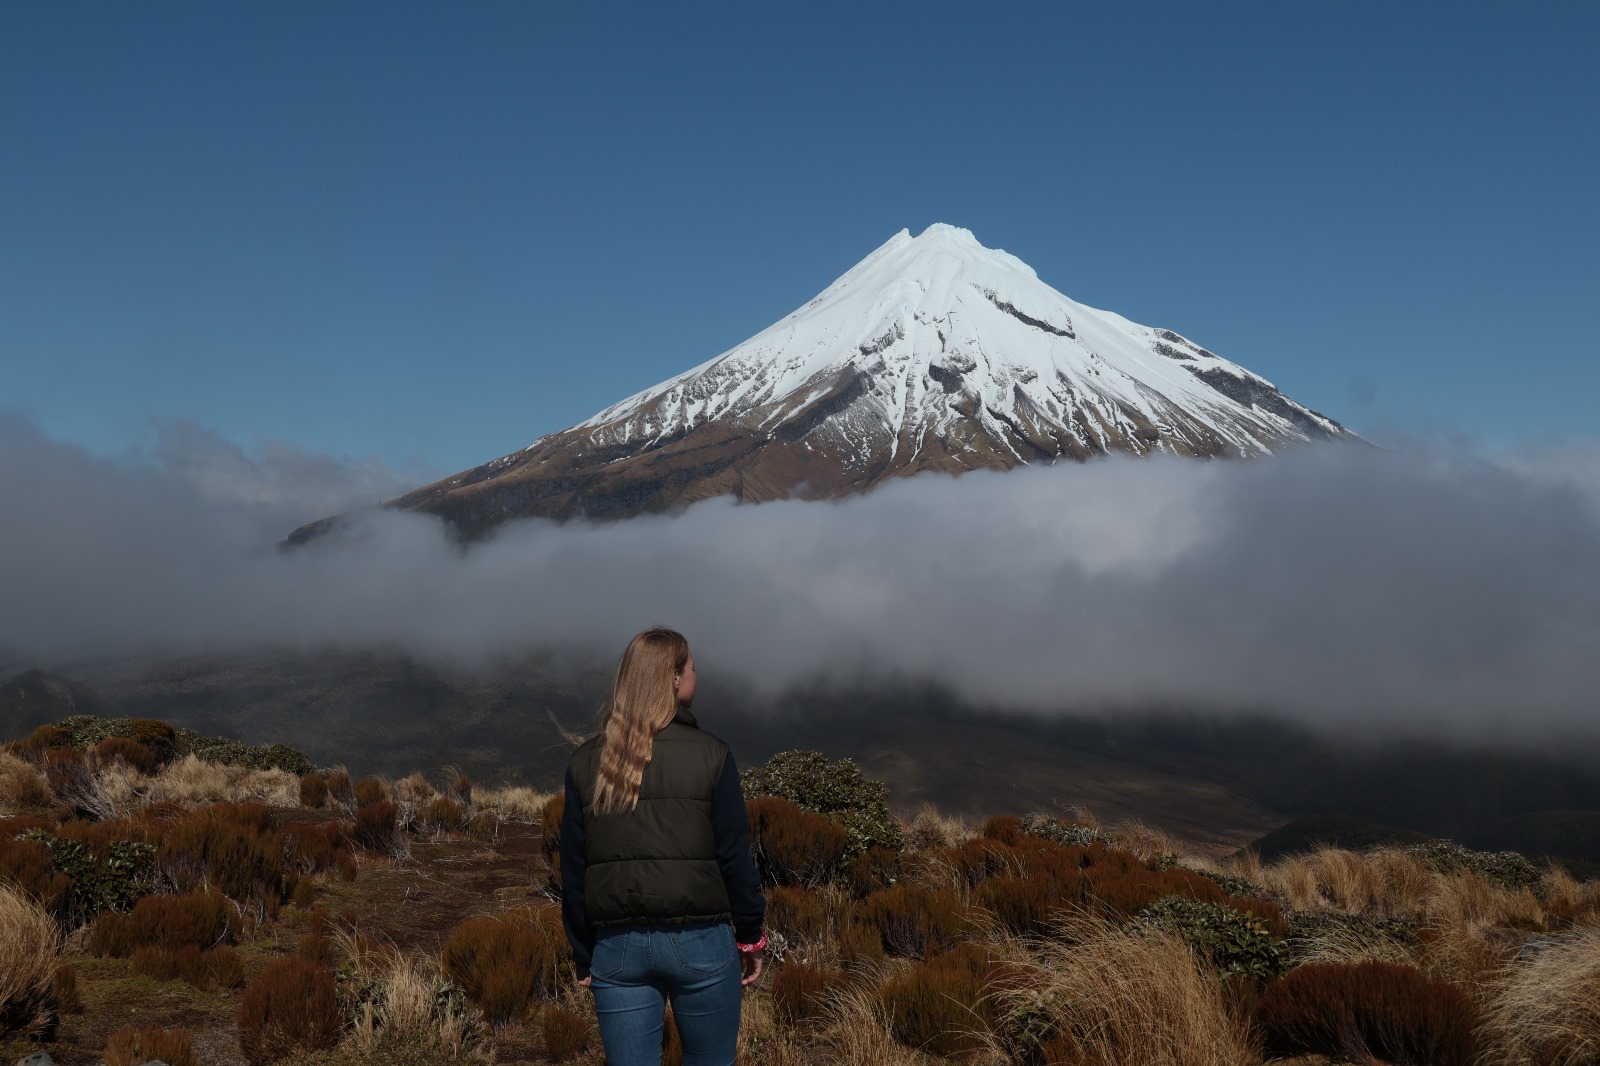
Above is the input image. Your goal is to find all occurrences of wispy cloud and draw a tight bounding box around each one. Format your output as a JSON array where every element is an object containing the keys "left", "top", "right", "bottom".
[{"left": 3, "top": 412, "right": 1599, "bottom": 739}]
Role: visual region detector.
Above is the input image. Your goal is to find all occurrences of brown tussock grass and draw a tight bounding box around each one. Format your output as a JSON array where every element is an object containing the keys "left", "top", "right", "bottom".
[
  {"left": 0, "top": 750, "right": 53, "bottom": 813},
  {"left": 344, "top": 948, "right": 476, "bottom": 1059},
  {"left": 1109, "top": 818, "right": 1184, "bottom": 865},
  {"left": 1291, "top": 915, "right": 1420, "bottom": 969},
  {"left": 0, "top": 882, "right": 61, "bottom": 1036},
  {"left": 902, "top": 804, "right": 973, "bottom": 852},
  {"left": 990, "top": 911, "right": 1259, "bottom": 1066},
  {"left": 1480, "top": 927, "right": 1600, "bottom": 1065},
  {"left": 816, "top": 977, "right": 932, "bottom": 1066}
]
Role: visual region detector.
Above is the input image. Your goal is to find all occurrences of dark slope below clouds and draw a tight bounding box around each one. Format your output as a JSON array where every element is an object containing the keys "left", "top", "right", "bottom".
[{"left": 3, "top": 413, "right": 1599, "bottom": 739}]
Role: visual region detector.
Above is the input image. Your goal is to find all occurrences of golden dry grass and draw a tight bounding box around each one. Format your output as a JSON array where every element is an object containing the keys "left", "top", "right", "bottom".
[
  {"left": 342, "top": 949, "right": 477, "bottom": 1059},
  {"left": 97, "top": 753, "right": 300, "bottom": 811},
  {"left": 474, "top": 785, "right": 557, "bottom": 824},
  {"left": 1480, "top": 927, "right": 1600, "bottom": 1065},
  {"left": 0, "top": 750, "right": 52, "bottom": 813},
  {"left": 991, "top": 911, "right": 1259, "bottom": 1066},
  {"left": 0, "top": 882, "right": 61, "bottom": 1036},
  {"left": 816, "top": 980, "right": 933, "bottom": 1066}
]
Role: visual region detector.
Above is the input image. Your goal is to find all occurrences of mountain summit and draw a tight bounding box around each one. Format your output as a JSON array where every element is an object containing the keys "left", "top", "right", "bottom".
[{"left": 295, "top": 224, "right": 1353, "bottom": 538}]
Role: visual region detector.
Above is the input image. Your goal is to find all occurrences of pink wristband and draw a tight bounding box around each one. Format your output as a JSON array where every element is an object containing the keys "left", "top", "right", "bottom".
[{"left": 736, "top": 934, "right": 767, "bottom": 954}]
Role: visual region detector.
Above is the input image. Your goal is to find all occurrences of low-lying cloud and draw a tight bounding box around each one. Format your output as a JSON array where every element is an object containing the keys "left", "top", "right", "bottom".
[{"left": 4, "top": 412, "right": 1600, "bottom": 738}]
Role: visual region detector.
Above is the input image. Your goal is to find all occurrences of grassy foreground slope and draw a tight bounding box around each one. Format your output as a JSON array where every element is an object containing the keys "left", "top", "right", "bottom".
[{"left": 2, "top": 715, "right": 1599, "bottom": 1066}]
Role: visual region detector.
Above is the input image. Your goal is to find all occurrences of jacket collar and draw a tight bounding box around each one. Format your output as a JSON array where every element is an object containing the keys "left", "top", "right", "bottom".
[{"left": 672, "top": 706, "right": 699, "bottom": 729}]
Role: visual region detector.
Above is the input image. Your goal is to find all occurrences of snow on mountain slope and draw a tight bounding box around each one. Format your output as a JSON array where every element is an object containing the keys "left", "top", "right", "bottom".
[
  {"left": 293, "top": 225, "right": 1355, "bottom": 539},
  {"left": 574, "top": 223, "right": 1344, "bottom": 462}
]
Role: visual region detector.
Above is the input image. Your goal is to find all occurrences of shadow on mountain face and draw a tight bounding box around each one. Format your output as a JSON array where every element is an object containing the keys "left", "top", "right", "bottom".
[{"left": 7, "top": 651, "right": 1600, "bottom": 866}]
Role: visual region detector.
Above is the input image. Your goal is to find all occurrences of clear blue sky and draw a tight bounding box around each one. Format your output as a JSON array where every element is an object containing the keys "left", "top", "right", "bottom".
[{"left": 4, "top": 1, "right": 1596, "bottom": 475}]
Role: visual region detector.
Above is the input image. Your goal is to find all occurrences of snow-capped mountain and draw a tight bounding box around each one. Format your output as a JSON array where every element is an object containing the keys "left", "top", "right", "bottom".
[{"left": 297, "top": 224, "right": 1354, "bottom": 538}]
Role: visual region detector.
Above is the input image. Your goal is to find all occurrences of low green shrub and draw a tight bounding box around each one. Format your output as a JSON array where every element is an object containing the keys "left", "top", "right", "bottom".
[
  {"left": 1406, "top": 839, "right": 1543, "bottom": 893},
  {"left": 21, "top": 828, "right": 153, "bottom": 922},
  {"left": 174, "top": 729, "right": 313, "bottom": 775},
  {"left": 741, "top": 750, "right": 902, "bottom": 856},
  {"left": 1021, "top": 814, "right": 1116, "bottom": 849},
  {"left": 1137, "top": 896, "right": 1287, "bottom": 980}
]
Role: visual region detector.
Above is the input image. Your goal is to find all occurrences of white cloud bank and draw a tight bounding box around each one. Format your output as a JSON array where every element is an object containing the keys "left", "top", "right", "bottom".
[{"left": 4, "top": 413, "right": 1600, "bottom": 738}]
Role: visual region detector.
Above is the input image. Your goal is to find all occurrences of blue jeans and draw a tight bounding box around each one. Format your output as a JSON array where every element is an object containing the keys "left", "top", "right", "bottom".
[{"left": 589, "top": 921, "right": 743, "bottom": 1066}]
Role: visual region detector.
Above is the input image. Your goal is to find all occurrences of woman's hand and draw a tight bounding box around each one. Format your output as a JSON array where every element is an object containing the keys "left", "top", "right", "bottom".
[
  {"left": 739, "top": 952, "right": 764, "bottom": 986},
  {"left": 579, "top": 975, "right": 592, "bottom": 990}
]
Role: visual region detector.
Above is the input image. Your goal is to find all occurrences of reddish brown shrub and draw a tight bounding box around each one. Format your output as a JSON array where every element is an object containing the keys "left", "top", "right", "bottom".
[
  {"left": 982, "top": 814, "right": 1024, "bottom": 845},
  {"left": 125, "top": 718, "right": 177, "bottom": 757},
  {"left": 353, "top": 777, "right": 389, "bottom": 806},
  {"left": 772, "top": 960, "right": 845, "bottom": 1026},
  {"left": 855, "top": 883, "right": 970, "bottom": 959},
  {"left": 105, "top": 1024, "right": 198, "bottom": 1066},
  {"left": 0, "top": 833, "right": 70, "bottom": 915},
  {"left": 5, "top": 723, "right": 70, "bottom": 761},
  {"left": 135, "top": 944, "right": 245, "bottom": 991},
  {"left": 52, "top": 961, "right": 82, "bottom": 1014},
  {"left": 203, "top": 944, "right": 246, "bottom": 989},
  {"left": 352, "top": 800, "right": 404, "bottom": 856},
  {"left": 876, "top": 944, "right": 1001, "bottom": 1057},
  {"left": 843, "top": 845, "right": 899, "bottom": 896},
  {"left": 976, "top": 872, "right": 1073, "bottom": 935},
  {"left": 445, "top": 766, "right": 473, "bottom": 805},
  {"left": 664, "top": 1008, "right": 683, "bottom": 1066},
  {"left": 542, "top": 1004, "right": 589, "bottom": 1058},
  {"left": 45, "top": 748, "right": 105, "bottom": 817},
  {"left": 296, "top": 910, "right": 334, "bottom": 962},
  {"left": 281, "top": 821, "right": 350, "bottom": 874},
  {"left": 0, "top": 814, "right": 57, "bottom": 836},
  {"left": 421, "top": 796, "right": 466, "bottom": 833},
  {"left": 337, "top": 852, "right": 358, "bottom": 881},
  {"left": 540, "top": 792, "right": 564, "bottom": 856},
  {"left": 466, "top": 810, "right": 501, "bottom": 841},
  {"left": 1253, "top": 960, "right": 1479, "bottom": 1065},
  {"left": 540, "top": 791, "right": 564, "bottom": 892},
  {"left": 237, "top": 957, "right": 341, "bottom": 1064},
  {"left": 836, "top": 914, "right": 885, "bottom": 968},
  {"left": 442, "top": 915, "right": 565, "bottom": 1027},
  {"left": 88, "top": 887, "right": 235, "bottom": 957},
  {"left": 746, "top": 796, "right": 849, "bottom": 887},
  {"left": 298, "top": 773, "right": 328, "bottom": 809},
  {"left": 765, "top": 884, "right": 831, "bottom": 943},
  {"left": 326, "top": 769, "right": 354, "bottom": 809},
  {"left": 95, "top": 737, "right": 157, "bottom": 775},
  {"left": 131, "top": 944, "right": 183, "bottom": 980},
  {"left": 157, "top": 806, "right": 289, "bottom": 911}
]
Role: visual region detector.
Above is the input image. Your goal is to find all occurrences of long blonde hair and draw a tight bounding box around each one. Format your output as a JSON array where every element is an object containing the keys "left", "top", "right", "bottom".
[{"left": 592, "top": 627, "right": 689, "bottom": 815}]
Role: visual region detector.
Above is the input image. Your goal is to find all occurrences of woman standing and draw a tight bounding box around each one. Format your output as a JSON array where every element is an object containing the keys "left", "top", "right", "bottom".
[{"left": 559, "top": 627, "right": 767, "bottom": 1066}]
